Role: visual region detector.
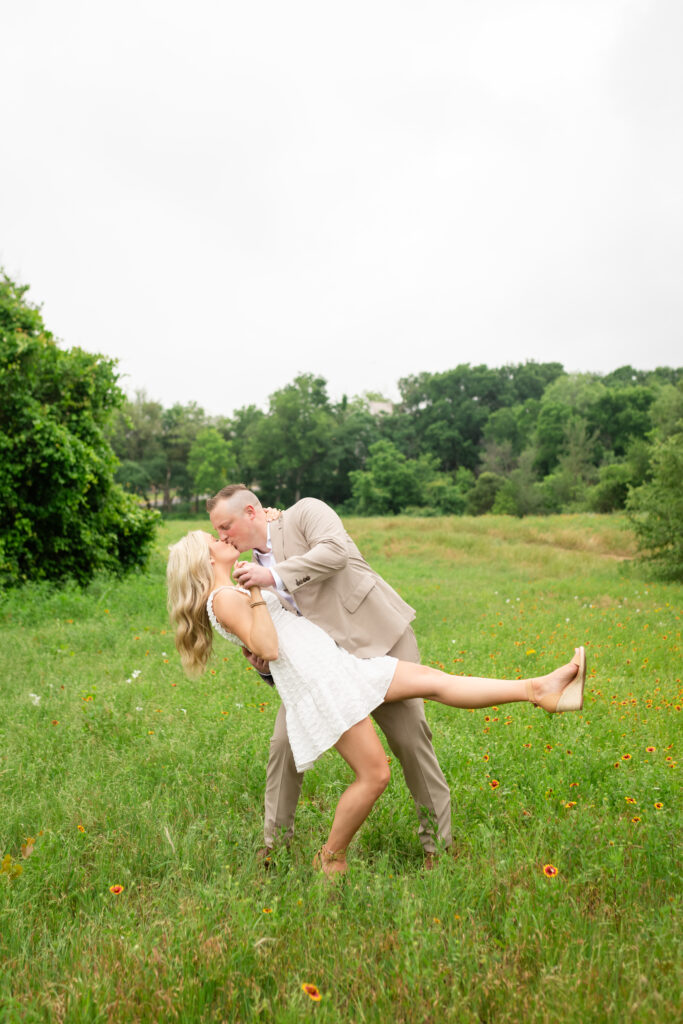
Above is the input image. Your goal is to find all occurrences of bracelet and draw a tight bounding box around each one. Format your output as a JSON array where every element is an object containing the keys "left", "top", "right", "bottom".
[{"left": 250, "top": 600, "right": 267, "bottom": 608}]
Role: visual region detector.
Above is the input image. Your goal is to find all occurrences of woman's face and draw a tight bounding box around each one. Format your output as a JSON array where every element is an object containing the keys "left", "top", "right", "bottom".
[{"left": 203, "top": 532, "right": 238, "bottom": 568}]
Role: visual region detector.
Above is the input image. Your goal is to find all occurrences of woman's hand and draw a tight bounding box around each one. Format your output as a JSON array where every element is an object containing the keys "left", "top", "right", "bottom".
[{"left": 233, "top": 560, "right": 275, "bottom": 589}]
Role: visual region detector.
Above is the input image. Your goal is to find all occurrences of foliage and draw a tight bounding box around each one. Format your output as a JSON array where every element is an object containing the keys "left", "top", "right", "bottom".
[
  {"left": 0, "top": 272, "right": 158, "bottom": 587},
  {"left": 627, "top": 428, "right": 683, "bottom": 579},
  {"left": 187, "top": 427, "right": 238, "bottom": 497},
  {"left": 99, "top": 355, "right": 682, "bottom": 520},
  {"left": 349, "top": 440, "right": 442, "bottom": 514}
]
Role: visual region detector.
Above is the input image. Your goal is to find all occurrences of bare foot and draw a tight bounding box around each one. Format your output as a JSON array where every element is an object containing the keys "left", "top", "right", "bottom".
[{"left": 530, "top": 650, "right": 581, "bottom": 704}]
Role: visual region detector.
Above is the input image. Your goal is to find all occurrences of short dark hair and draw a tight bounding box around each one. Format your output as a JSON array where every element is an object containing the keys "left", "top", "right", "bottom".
[{"left": 206, "top": 484, "right": 258, "bottom": 513}]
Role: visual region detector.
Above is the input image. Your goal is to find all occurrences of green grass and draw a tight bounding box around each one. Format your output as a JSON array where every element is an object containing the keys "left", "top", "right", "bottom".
[{"left": 0, "top": 514, "right": 680, "bottom": 1022}]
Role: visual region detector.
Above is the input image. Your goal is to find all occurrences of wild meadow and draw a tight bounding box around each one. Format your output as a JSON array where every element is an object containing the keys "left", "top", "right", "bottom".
[{"left": 0, "top": 514, "right": 680, "bottom": 1023}]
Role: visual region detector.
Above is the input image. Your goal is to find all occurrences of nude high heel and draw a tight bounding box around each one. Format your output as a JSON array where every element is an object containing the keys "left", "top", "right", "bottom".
[
  {"left": 526, "top": 647, "right": 586, "bottom": 714},
  {"left": 312, "top": 844, "right": 348, "bottom": 878}
]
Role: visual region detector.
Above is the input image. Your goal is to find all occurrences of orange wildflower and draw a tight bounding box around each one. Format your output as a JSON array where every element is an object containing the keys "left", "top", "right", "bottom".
[
  {"left": 302, "top": 983, "right": 321, "bottom": 1002},
  {"left": 621, "top": 753, "right": 632, "bottom": 761},
  {"left": 543, "top": 864, "right": 558, "bottom": 877},
  {"left": 109, "top": 884, "right": 124, "bottom": 895},
  {"left": 645, "top": 746, "right": 656, "bottom": 752},
  {"left": 654, "top": 802, "right": 663, "bottom": 809},
  {"left": 489, "top": 779, "right": 500, "bottom": 789}
]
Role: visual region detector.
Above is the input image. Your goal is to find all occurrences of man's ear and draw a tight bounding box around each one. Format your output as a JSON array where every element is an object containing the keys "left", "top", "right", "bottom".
[{"left": 244, "top": 504, "right": 257, "bottom": 520}]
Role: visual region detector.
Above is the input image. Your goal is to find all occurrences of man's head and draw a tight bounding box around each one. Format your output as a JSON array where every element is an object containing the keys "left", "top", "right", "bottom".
[{"left": 207, "top": 485, "right": 268, "bottom": 553}]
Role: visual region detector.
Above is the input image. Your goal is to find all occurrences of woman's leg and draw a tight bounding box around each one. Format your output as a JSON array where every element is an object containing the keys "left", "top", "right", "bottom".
[
  {"left": 321, "top": 718, "right": 391, "bottom": 860},
  {"left": 385, "top": 650, "right": 583, "bottom": 709}
]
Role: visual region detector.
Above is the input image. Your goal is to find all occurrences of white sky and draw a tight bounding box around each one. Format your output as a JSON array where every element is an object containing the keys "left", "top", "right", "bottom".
[{"left": 2, "top": 0, "right": 681, "bottom": 417}]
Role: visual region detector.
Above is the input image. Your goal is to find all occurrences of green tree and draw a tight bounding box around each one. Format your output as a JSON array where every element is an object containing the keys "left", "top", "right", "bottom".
[
  {"left": 0, "top": 272, "right": 158, "bottom": 586},
  {"left": 188, "top": 427, "right": 238, "bottom": 497},
  {"left": 627, "top": 428, "right": 683, "bottom": 580},
  {"left": 465, "top": 472, "right": 506, "bottom": 515},
  {"left": 349, "top": 440, "right": 438, "bottom": 514},
  {"left": 107, "top": 391, "right": 165, "bottom": 503},
  {"left": 249, "top": 375, "right": 336, "bottom": 505},
  {"left": 159, "top": 402, "right": 207, "bottom": 509}
]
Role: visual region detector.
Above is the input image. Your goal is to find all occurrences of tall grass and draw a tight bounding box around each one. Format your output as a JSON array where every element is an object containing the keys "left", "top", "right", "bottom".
[{"left": 0, "top": 515, "right": 680, "bottom": 1022}]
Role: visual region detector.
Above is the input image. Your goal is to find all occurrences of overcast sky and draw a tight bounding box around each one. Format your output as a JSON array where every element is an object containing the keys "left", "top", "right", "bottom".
[{"left": 2, "top": 0, "right": 681, "bottom": 417}]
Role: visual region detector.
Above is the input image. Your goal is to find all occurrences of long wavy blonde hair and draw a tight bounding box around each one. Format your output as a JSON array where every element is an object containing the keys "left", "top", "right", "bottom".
[{"left": 166, "top": 531, "right": 215, "bottom": 677}]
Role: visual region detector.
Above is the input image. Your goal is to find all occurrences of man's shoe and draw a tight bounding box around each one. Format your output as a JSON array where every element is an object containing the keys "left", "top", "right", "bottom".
[
  {"left": 423, "top": 846, "right": 458, "bottom": 870},
  {"left": 256, "top": 846, "right": 274, "bottom": 868}
]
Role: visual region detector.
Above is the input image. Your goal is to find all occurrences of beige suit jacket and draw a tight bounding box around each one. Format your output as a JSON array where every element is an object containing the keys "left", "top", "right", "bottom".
[{"left": 268, "top": 498, "right": 415, "bottom": 658}]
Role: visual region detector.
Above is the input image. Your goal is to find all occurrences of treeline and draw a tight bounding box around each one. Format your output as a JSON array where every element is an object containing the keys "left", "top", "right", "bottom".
[{"left": 108, "top": 362, "right": 683, "bottom": 518}]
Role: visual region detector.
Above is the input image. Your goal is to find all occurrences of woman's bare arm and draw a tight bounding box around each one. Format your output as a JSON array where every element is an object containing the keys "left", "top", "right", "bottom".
[{"left": 212, "top": 587, "right": 278, "bottom": 661}]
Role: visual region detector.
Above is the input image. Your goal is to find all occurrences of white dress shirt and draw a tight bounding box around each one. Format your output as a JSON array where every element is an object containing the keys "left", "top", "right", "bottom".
[{"left": 253, "top": 524, "right": 301, "bottom": 613}]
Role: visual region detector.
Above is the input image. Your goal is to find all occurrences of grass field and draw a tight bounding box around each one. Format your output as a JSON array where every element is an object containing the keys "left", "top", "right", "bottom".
[{"left": 0, "top": 514, "right": 680, "bottom": 1022}]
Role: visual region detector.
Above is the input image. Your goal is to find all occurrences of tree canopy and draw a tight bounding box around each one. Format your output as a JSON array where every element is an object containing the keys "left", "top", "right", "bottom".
[{"left": 0, "top": 273, "right": 158, "bottom": 587}]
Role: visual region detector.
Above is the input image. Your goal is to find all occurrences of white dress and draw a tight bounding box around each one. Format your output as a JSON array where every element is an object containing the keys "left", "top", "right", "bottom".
[{"left": 207, "top": 587, "right": 398, "bottom": 771}]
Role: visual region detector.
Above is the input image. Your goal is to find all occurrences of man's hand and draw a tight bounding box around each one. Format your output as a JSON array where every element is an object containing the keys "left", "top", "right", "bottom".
[
  {"left": 241, "top": 646, "right": 271, "bottom": 675},
  {"left": 233, "top": 560, "right": 275, "bottom": 589}
]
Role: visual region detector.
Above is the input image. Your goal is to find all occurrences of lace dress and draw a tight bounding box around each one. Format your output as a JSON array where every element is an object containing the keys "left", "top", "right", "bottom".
[{"left": 207, "top": 587, "right": 398, "bottom": 771}]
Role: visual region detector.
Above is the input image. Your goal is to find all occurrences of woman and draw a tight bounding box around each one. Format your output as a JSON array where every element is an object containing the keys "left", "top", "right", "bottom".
[{"left": 167, "top": 531, "right": 586, "bottom": 877}]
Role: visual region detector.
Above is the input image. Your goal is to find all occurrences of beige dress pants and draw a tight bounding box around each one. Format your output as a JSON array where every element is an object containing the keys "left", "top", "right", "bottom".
[{"left": 263, "top": 626, "right": 452, "bottom": 853}]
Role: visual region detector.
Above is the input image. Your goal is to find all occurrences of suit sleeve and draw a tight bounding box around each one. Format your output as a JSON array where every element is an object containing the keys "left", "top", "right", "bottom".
[{"left": 274, "top": 499, "right": 349, "bottom": 594}]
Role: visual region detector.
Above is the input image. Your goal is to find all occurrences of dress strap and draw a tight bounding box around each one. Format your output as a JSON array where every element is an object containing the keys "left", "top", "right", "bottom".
[{"left": 212, "top": 584, "right": 250, "bottom": 597}]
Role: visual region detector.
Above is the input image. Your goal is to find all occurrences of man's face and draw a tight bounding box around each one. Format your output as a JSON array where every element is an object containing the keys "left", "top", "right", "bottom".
[{"left": 209, "top": 497, "right": 259, "bottom": 553}]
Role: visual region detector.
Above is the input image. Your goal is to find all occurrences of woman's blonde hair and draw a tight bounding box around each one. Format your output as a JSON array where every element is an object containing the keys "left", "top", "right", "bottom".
[{"left": 166, "top": 531, "right": 215, "bottom": 677}]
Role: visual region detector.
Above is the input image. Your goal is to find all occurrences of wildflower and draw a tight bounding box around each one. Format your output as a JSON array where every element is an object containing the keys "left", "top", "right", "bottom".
[
  {"left": 631, "top": 816, "right": 641, "bottom": 824},
  {"left": 613, "top": 762, "right": 620, "bottom": 769},
  {"left": 109, "top": 884, "right": 124, "bottom": 895},
  {"left": 545, "top": 744, "right": 553, "bottom": 751},
  {"left": 654, "top": 802, "right": 663, "bottom": 809},
  {"left": 131, "top": 670, "right": 141, "bottom": 679},
  {"left": 483, "top": 754, "right": 490, "bottom": 762},
  {"left": 523, "top": 743, "right": 532, "bottom": 748},
  {"left": 52, "top": 720, "right": 59, "bottom": 726},
  {"left": 543, "top": 864, "right": 558, "bottom": 878},
  {"left": 78, "top": 825, "right": 85, "bottom": 833},
  {"left": 29, "top": 693, "right": 41, "bottom": 706},
  {"left": 526, "top": 649, "right": 536, "bottom": 655},
  {"left": 625, "top": 797, "right": 637, "bottom": 804},
  {"left": 569, "top": 782, "right": 579, "bottom": 787},
  {"left": 262, "top": 907, "right": 273, "bottom": 914},
  {"left": 302, "top": 983, "right": 321, "bottom": 1002},
  {"left": 565, "top": 801, "right": 577, "bottom": 808},
  {"left": 645, "top": 746, "right": 656, "bottom": 753},
  {"left": 621, "top": 753, "right": 632, "bottom": 761},
  {"left": 489, "top": 779, "right": 500, "bottom": 789}
]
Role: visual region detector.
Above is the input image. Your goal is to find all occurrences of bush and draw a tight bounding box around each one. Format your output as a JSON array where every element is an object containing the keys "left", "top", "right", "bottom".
[
  {"left": 626, "top": 429, "right": 683, "bottom": 580},
  {"left": 0, "top": 272, "right": 158, "bottom": 587}
]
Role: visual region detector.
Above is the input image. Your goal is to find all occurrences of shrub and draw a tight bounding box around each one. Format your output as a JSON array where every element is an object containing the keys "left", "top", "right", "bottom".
[{"left": 0, "top": 272, "right": 158, "bottom": 587}]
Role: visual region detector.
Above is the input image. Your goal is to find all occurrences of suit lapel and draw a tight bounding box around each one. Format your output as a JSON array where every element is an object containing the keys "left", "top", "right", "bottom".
[{"left": 270, "top": 514, "right": 285, "bottom": 562}]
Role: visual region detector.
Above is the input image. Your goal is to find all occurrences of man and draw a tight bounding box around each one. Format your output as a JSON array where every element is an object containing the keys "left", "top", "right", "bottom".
[{"left": 208, "top": 484, "right": 452, "bottom": 865}]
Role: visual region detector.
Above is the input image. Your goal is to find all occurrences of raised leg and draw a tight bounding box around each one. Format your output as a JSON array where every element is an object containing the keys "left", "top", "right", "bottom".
[{"left": 385, "top": 650, "right": 584, "bottom": 710}]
